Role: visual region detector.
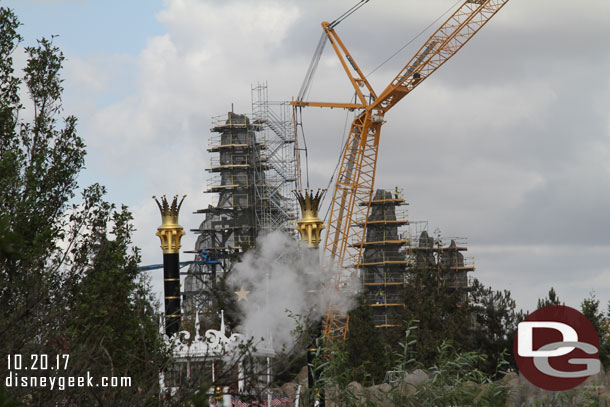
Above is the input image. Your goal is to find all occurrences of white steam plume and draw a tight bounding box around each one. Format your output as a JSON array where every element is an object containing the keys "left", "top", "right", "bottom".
[{"left": 228, "top": 231, "right": 359, "bottom": 352}]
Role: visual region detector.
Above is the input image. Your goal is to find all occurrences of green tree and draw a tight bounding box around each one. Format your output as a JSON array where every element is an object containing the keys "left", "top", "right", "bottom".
[
  {"left": 343, "top": 302, "right": 390, "bottom": 385},
  {"left": 309, "top": 324, "right": 509, "bottom": 407},
  {"left": 468, "top": 279, "right": 519, "bottom": 374},
  {"left": 62, "top": 195, "right": 169, "bottom": 404},
  {"left": 580, "top": 293, "right": 610, "bottom": 367},
  {"left": 0, "top": 7, "right": 168, "bottom": 405},
  {"left": 0, "top": 9, "right": 85, "bottom": 363},
  {"left": 394, "top": 269, "right": 470, "bottom": 367},
  {"left": 536, "top": 287, "right": 562, "bottom": 309}
]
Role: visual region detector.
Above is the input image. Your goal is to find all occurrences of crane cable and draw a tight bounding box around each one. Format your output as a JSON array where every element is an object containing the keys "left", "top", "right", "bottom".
[
  {"left": 329, "top": 0, "right": 370, "bottom": 28},
  {"left": 297, "top": 107, "right": 311, "bottom": 189},
  {"left": 296, "top": 0, "right": 372, "bottom": 188},
  {"left": 299, "top": 0, "right": 460, "bottom": 212},
  {"left": 297, "top": 31, "right": 327, "bottom": 102},
  {"left": 321, "top": 0, "right": 463, "bottom": 218},
  {"left": 297, "top": 0, "right": 370, "bottom": 102},
  {"left": 297, "top": 95, "right": 352, "bottom": 201},
  {"left": 323, "top": 95, "right": 357, "bottom": 222},
  {"left": 366, "top": 0, "right": 462, "bottom": 77}
]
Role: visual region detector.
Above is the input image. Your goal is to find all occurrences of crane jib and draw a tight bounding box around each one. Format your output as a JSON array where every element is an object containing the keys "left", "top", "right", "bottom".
[{"left": 292, "top": 0, "right": 512, "bottom": 341}]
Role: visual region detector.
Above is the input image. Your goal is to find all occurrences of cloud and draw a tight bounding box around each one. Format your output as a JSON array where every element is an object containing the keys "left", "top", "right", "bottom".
[
  {"left": 64, "top": 0, "right": 304, "bottom": 300},
  {"left": 56, "top": 0, "right": 610, "bottom": 315},
  {"left": 472, "top": 244, "right": 610, "bottom": 312}
]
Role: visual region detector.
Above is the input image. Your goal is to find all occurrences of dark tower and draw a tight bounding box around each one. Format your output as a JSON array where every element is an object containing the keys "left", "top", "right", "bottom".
[
  {"left": 358, "top": 189, "right": 409, "bottom": 328},
  {"left": 154, "top": 195, "right": 186, "bottom": 337}
]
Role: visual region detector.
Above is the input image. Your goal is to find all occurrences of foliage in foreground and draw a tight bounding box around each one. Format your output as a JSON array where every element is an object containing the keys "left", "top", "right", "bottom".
[
  {"left": 0, "top": 7, "right": 169, "bottom": 405},
  {"left": 298, "top": 318, "right": 610, "bottom": 407},
  {"left": 299, "top": 323, "right": 508, "bottom": 407}
]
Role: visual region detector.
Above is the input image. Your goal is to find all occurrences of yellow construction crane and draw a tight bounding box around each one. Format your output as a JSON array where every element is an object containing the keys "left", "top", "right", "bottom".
[{"left": 292, "top": 0, "right": 511, "bottom": 341}]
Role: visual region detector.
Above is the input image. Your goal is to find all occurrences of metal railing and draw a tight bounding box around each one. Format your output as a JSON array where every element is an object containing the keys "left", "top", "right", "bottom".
[
  {"left": 210, "top": 114, "right": 253, "bottom": 129},
  {"left": 366, "top": 292, "right": 403, "bottom": 305},
  {"left": 360, "top": 229, "right": 406, "bottom": 243},
  {"left": 402, "top": 233, "right": 468, "bottom": 248},
  {"left": 354, "top": 206, "right": 409, "bottom": 225},
  {"left": 206, "top": 193, "right": 251, "bottom": 210},
  {"left": 233, "top": 234, "right": 252, "bottom": 247},
  {"left": 205, "top": 175, "right": 250, "bottom": 190},
  {"left": 208, "top": 133, "right": 251, "bottom": 149},
  {"left": 439, "top": 256, "right": 475, "bottom": 269},
  {"left": 362, "top": 271, "right": 405, "bottom": 284},
  {"left": 372, "top": 314, "right": 399, "bottom": 327},
  {"left": 210, "top": 155, "right": 250, "bottom": 169},
  {"left": 361, "top": 252, "right": 410, "bottom": 264}
]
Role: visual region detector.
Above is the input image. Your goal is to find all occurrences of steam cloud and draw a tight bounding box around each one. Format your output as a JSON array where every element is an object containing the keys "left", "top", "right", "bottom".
[{"left": 228, "top": 231, "right": 359, "bottom": 351}]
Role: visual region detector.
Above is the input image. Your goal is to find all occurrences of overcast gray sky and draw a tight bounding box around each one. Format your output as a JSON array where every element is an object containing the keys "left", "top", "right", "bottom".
[{"left": 7, "top": 0, "right": 610, "bottom": 313}]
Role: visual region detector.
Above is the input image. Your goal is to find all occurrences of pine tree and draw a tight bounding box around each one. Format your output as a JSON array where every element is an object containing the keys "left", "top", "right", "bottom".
[
  {"left": 468, "top": 279, "right": 519, "bottom": 374},
  {"left": 344, "top": 303, "right": 390, "bottom": 385},
  {"left": 536, "top": 287, "right": 562, "bottom": 309},
  {"left": 394, "top": 268, "right": 470, "bottom": 368},
  {"left": 581, "top": 293, "right": 609, "bottom": 367},
  {"left": 0, "top": 7, "right": 168, "bottom": 404}
]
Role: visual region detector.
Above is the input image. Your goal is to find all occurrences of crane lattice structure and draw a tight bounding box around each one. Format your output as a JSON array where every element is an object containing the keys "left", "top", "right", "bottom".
[{"left": 292, "top": 0, "right": 511, "bottom": 340}]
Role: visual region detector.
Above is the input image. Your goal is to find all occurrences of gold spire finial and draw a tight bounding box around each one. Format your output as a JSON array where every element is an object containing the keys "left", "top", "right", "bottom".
[
  {"left": 295, "top": 189, "right": 326, "bottom": 248},
  {"left": 154, "top": 195, "right": 186, "bottom": 254}
]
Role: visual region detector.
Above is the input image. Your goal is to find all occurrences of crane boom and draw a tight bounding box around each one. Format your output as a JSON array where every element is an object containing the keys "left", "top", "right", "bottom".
[
  {"left": 292, "top": 0, "right": 510, "bottom": 340},
  {"left": 373, "top": 0, "right": 510, "bottom": 112}
]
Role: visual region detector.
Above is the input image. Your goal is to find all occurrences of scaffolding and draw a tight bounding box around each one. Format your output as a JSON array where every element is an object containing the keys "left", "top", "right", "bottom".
[
  {"left": 357, "top": 189, "right": 410, "bottom": 329},
  {"left": 403, "top": 229, "right": 475, "bottom": 289},
  {"left": 358, "top": 190, "right": 475, "bottom": 329},
  {"left": 251, "top": 82, "right": 298, "bottom": 234},
  {"left": 183, "top": 84, "right": 298, "bottom": 321}
]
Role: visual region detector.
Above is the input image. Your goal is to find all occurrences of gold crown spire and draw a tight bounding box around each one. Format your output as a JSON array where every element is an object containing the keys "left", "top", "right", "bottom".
[
  {"left": 295, "top": 189, "right": 326, "bottom": 248},
  {"left": 154, "top": 195, "right": 186, "bottom": 254}
]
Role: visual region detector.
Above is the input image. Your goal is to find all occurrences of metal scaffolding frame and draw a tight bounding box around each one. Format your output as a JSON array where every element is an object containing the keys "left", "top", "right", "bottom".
[
  {"left": 359, "top": 190, "right": 476, "bottom": 329},
  {"left": 183, "top": 84, "right": 298, "bottom": 321},
  {"left": 357, "top": 189, "right": 410, "bottom": 328},
  {"left": 251, "top": 82, "right": 298, "bottom": 234}
]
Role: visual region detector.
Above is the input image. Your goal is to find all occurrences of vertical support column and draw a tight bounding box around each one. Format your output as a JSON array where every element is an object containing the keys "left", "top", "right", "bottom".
[
  {"left": 154, "top": 194, "right": 186, "bottom": 338},
  {"left": 163, "top": 252, "right": 181, "bottom": 336},
  {"left": 295, "top": 189, "right": 326, "bottom": 407}
]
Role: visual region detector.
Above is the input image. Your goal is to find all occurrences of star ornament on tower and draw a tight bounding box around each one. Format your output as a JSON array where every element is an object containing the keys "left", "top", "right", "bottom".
[{"left": 234, "top": 286, "right": 250, "bottom": 302}]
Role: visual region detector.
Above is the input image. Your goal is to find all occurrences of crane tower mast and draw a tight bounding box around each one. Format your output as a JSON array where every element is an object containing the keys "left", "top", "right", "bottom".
[{"left": 292, "top": 0, "right": 510, "bottom": 340}]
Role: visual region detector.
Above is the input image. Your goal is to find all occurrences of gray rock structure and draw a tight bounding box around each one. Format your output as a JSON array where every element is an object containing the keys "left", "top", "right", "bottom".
[
  {"left": 184, "top": 84, "right": 297, "bottom": 321},
  {"left": 358, "top": 188, "right": 474, "bottom": 328},
  {"left": 198, "top": 112, "right": 264, "bottom": 248},
  {"left": 358, "top": 189, "right": 409, "bottom": 327},
  {"left": 409, "top": 230, "right": 472, "bottom": 290},
  {"left": 281, "top": 366, "right": 610, "bottom": 406},
  {"left": 163, "top": 86, "right": 298, "bottom": 397},
  {"left": 184, "top": 111, "right": 264, "bottom": 319}
]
